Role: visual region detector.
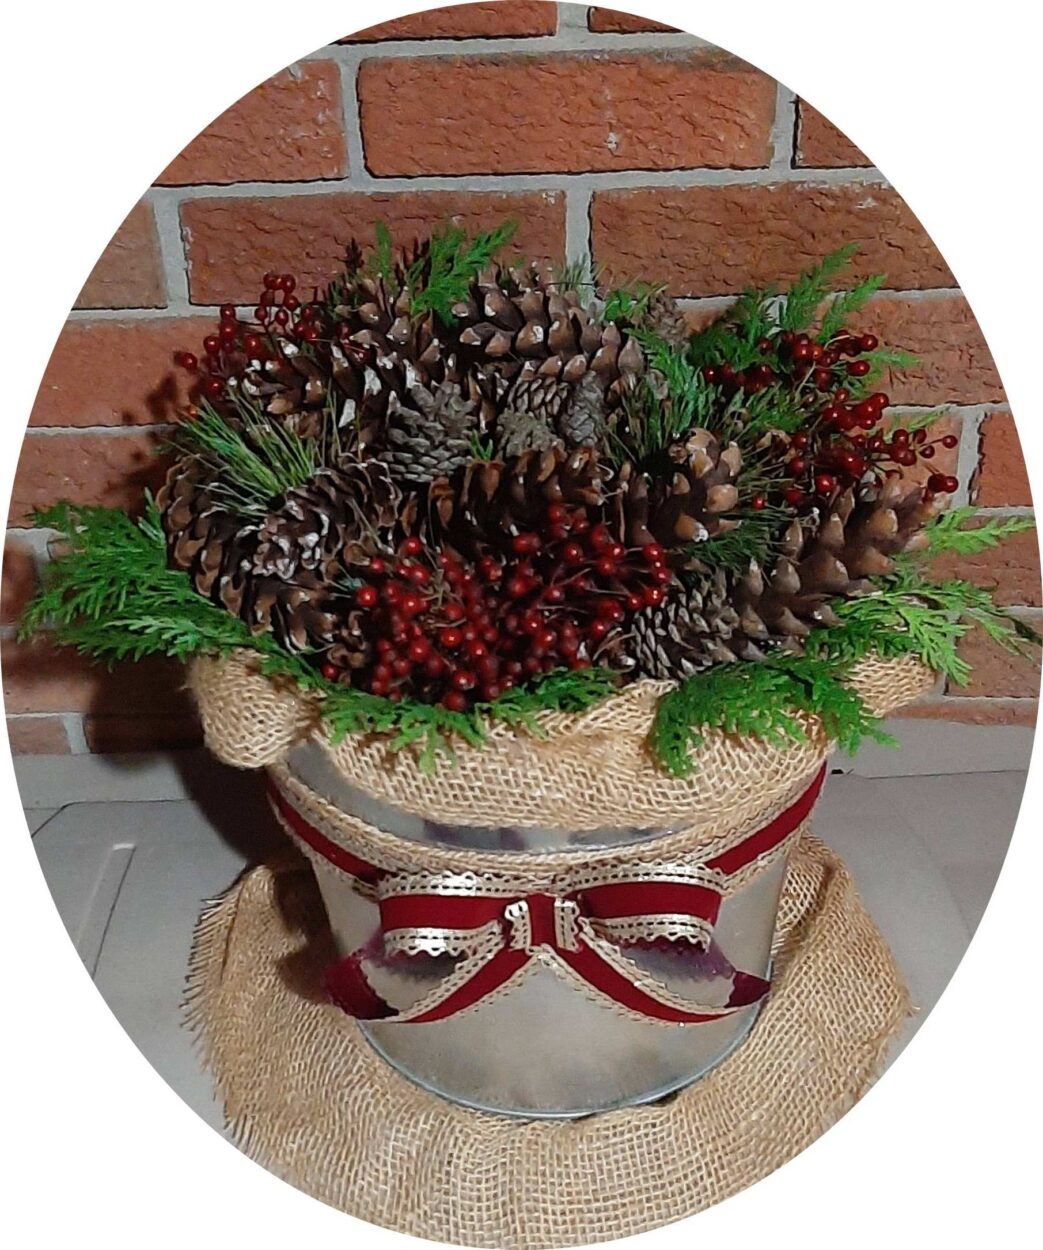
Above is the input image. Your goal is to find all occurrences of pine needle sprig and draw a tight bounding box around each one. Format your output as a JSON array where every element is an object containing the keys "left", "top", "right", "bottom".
[
  {"left": 171, "top": 398, "right": 317, "bottom": 515},
  {"left": 649, "top": 654, "right": 893, "bottom": 778}
]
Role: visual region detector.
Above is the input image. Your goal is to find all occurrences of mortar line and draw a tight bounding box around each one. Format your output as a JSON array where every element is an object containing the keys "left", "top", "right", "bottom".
[
  {"left": 768, "top": 80, "right": 798, "bottom": 172},
  {"left": 337, "top": 50, "right": 368, "bottom": 184},
  {"left": 21, "top": 424, "right": 176, "bottom": 437},
  {"left": 312, "top": 30, "right": 709, "bottom": 62},
  {"left": 136, "top": 164, "right": 889, "bottom": 201},
  {"left": 147, "top": 188, "right": 192, "bottom": 313},
  {"left": 955, "top": 407, "right": 987, "bottom": 508},
  {"left": 564, "top": 181, "right": 595, "bottom": 271},
  {"left": 63, "top": 713, "right": 89, "bottom": 755},
  {"left": 65, "top": 280, "right": 963, "bottom": 322}
]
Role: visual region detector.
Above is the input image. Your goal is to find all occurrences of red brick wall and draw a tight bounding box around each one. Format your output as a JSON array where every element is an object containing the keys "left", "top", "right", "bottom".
[{"left": 4, "top": 2, "right": 1038, "bottom": 754}]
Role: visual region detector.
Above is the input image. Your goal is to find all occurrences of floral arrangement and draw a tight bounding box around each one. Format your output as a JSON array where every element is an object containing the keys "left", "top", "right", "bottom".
[{"left": 23, "top": 223, "right": 1037, "bottom": 771}]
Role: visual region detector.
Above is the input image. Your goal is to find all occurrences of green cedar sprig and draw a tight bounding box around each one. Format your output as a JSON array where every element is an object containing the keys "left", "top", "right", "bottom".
[
  {"left": 917, "top": 506, "right": 1037, "bottom": 557},
  {"left": 779, "top": 244, "right": 860, "bottom": 332},
  {"left": 407, "top": 220, "right": 519, "bottom": 322},
  {"left": 650, "top": 654, "right": 894, "bottom": 779}
]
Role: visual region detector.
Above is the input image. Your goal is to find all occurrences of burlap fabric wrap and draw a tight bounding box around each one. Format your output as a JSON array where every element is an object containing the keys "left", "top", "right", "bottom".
[{"left": 185, "top": 651, "right": 932, "bottom": 1247}]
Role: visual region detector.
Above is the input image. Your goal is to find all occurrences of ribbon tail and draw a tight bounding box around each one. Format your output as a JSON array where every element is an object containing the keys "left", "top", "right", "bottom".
[
  {"left": 559, "top": 934, "right": 770, "bottom": 1025},
  {"left": 324, "top": 945, "right": 533, "bottom": 1024},
  {"left": 325, "top": 951, "right": 398, "bottom": 1020}
]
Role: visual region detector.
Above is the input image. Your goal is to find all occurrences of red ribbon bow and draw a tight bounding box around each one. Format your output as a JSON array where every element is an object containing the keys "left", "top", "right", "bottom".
[{"left": 268, "top": 765, "right": 825, "bottom": 1026}]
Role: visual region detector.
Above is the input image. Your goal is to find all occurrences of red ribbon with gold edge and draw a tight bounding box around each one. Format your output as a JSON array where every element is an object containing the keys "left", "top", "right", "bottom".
[{"left": 267, "top": 764, "right": 826, "bottom": 1025}]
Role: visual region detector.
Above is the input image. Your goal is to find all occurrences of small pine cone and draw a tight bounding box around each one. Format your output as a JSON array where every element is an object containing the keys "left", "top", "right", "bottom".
[
  {"left": 559, "top": 368, "right": 607, "bottom": 448},
  {"left": 624, "top": 571, "right": 752, "bottom": 680},
  {"left": 640, "top": 290, "right": 690, "bottom": 351},
  {"left": 496, "top": 408, "right": 562, "bottom": 460},
  {"left": 384, "top": 377, "right": 478, "bottom": 483},
  {"left": 505, "top": 374, "right": 572, "bottom": 424}
]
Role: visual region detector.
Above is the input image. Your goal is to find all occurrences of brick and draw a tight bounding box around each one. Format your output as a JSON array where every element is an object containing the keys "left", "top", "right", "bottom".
[
  {"left": 588, "top": 7, "right": 679, "bottom": 33},
  {"left": 6, "top": 716, "right": 71, "bottom": 754},
  {"left": 592, "top": 183, "right": 953, "bottom": 297},
  {"left": 359, "top": 51, "right": 775, "bottom": 176},
  {"left": 31, "top": 317, "right": 212, "bottom": 428},
  {"left": 9, "top": 431, "right": 171, "bottom": 525},
  {"left": 795, "top": 101, "right": 872, "bottom": 168},
  {"left": 929, "top": 522, "right": 1041, "bottom": 607},
  {"left": 75, "top": 201, "right": 164, "bottom": 310},
  {"left": 953, "top": 621, "right": 1041, "bottom": 699},
  {"left": 895, "top": 699, "right": 1038, "bottom": 727},
  {"left": 182, "top": 190, "right": 566, "bottom": 305},
  {"left": 84, "top": 713, "right": 202, "bottom": 753},
  {"left": 847, "top": 295, "right": 1003, "bottom": 407},
  {"left": 975, "top": 412, "right": 1033, "bottom": 507},
  {"left": 156, "top": 62, "right": 346, "bottom": 186},
  {"left": 1, "top": 636, "right": 194, "bottom": 716},
  {"left": 1, "top": 540, "right": 38, "bottom": 626},
  {"left": 342, "top": 2, "right": 558, "bottom": 41}
]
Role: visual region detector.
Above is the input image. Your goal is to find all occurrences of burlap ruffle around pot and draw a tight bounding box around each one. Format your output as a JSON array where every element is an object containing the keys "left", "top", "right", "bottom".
[
  {"left": 187, "top": 650, "right": 933, "bottom": 833},
  {"left": 186, "top": 835, "right": 909, "bottom": 1249}
]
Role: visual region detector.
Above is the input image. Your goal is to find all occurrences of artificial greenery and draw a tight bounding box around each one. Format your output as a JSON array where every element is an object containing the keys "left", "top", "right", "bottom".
[{"left": 22, "top": 500, "right": 618, "bottom": 772}]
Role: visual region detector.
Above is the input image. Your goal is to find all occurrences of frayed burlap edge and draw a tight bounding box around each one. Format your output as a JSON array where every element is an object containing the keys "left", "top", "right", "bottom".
[
  {"left": 188, "top": 651, "right": 934, "bottom": 830},
  {"left": 185, "top": 836, "right": 910, "bottom": 1250}
]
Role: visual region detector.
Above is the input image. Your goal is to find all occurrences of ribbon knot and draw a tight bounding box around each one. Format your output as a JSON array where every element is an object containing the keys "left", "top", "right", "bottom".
[
  {"left": 267, "top": 765, "right": 825, "bottom": 1027},
  {"left": 505, "top": 894, "right": 581, "bottom": 954}
]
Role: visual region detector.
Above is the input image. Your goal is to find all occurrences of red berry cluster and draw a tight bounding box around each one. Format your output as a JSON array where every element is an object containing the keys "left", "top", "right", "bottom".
[{"left": 320, "top": 507, "right": 673, "bottom": 709}]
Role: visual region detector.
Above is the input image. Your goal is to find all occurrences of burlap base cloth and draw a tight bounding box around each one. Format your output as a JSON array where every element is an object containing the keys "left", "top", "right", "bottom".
[
  {"left": 180, "top": 651, "right": 933, "bottom": 1247},
  {"left": 187, "top": 837, "right": 909, "bottom": 1248}
]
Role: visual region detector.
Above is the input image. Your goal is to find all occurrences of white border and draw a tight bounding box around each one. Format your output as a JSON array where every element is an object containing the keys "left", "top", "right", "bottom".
[{"left": 2, "top": 3, "right": 1038, "bottom": 1248}]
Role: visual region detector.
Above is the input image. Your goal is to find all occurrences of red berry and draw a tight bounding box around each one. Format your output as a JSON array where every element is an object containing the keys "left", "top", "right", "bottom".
[
  {"left": 588, "top": 523, "right": 611, "bottom": 552},
  {"left": 400, "top": 593, "right": 423, "bottom": 617},
  {"left": 408, "top": 638, "right": 431, "bottom": 663},
  {"left": 625, "top": 592, "right": 644, "bottom": 612},
  {"left": 783, "top": 487, "right": 805, "bottom": 506},
  {"left": 218, "top": 323, "right": 238, "bottom": 344},
  {"left": 405, "top": 564, "right": 430, "bottom": 586},
  {"left": 859, "top": 333, "right": 879, "bottom": 352},
  {"left": 847, "top": 360, "right": 872, "bottom": 378},
  {"left": 204, "top": 377, "right": 224, "bottom": 397},
  {"left": 279, "top": 274, "right": 296, "bottom": 293},
  {"left": 521, "top": 613, "right": 542, "bottom": 635},
  {"left": 512, "top": 532, "right": 541, "bottom": 556},
  {"left": 588, "top": 619, "right": 611, "bottom": 642},
  {"left": 652, "top": 566, "right": 673, "bottom": 585},
  {"left": 441, "top": 628, "right": 463, "bottom": 650},
  {"left": 254, "top": 306, "right": 268, "bottom": 323},
  {"left": 452, "top": 670, "right": 477, "bottom": 692},
  {"left": 356, "top": 585, "right": 378, "bottom": 609},
  {"left": 833, "top": 388, "right": 850, "bottom": 404},
  {"left": 562, "top": 542, "right": 585, "bottom": 565},
  {"left": 320, "top": 662, "right": 339, "bottom": 682},
  {"left": 443, "top": 691, "right": 469, "bottom": 713},
  {"left": 400, "top": 536, "right": 423, "bottom": 557},
  {"left": 643, "top": 586, "right": 665, "bottom": 608},
  {"left": 814, "top": 473, "right": 837, "bottom": 495},
  {"left": 202, "top": 335, "right": 221, "bottom": 355},
  {"left": 751, "top": 495, "right": 766, "bottom": 511},
  {"left": 274, "top": 309, "right": 289, "bottom": 326},
  {"left": 546, "top": 503, "right": 568, "bottom": 524},
  {"left": 594, "top": 556, "right": 616, "bottom": 577},
  {"left": 943, "top": 475, "right": 959, "bottom": 494},
  {"left": 174, "top": 351, "right": 198, "bottom": 370},
  {"left": 941, "top": 435, "right": 959, "bottom": 450},
  {"left": 702, "top": 365, "right": 719, "bottom": 383},
  {"left": 534, "top": 628, "right": 557, "bottom": 652},
  {"left": 641, "top": 543, "right": 665, "bottom": 565},
  {"left": 813, "top": 367, "right": 833, "bottom": 389},
  {"left": 478, "top": 556, "right": 502, "bottom": 582},
  {"left": 263, "top": 273, "right": 279, "bottom": 290},
  {"left": 220, "top": 303, "right": 237, "bottom": 320},
  {"left": 834, "top": 410, "right": 857, "bottom": 433},
  {"left": 791, "top": 433, "right": 809, "bottom": 450},
  {"left": 425, "top": 655, "right": 448, "bottom": 679},
  {"left": 393, "top": 658, "right": 411, "bottom": 677},
  {"left": 920, "top": 444, "right": 935, "bottom": 459},
  {"left": 505, "top": 576, "right": 529, "bottom": 599},
  {"left": 544, "top": 585, "right": 566, "bottom": 605}
]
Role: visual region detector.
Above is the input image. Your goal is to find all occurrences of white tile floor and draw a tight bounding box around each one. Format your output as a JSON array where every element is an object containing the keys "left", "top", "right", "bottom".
[{"left": 23, "top": 762, "right": 1028, "bottom": 1130}]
